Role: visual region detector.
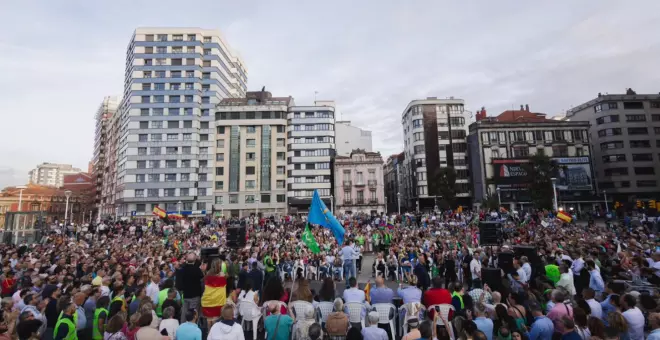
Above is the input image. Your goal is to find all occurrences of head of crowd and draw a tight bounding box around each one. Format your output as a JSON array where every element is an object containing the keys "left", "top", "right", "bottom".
[{"left": 0, "top": 208, "right": 659, "bottom": 340}]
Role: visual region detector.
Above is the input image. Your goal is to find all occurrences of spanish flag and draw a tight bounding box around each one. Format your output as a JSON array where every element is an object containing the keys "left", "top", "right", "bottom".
[
  {"left": 364, "top": 282, "right": 371, "bottom": 303},
  {"left": 153, "top": 206, "right": 166, "bottom": 218},
  {"left": 557, "top": 211, "right": 572, "bottom": 223},
  {"left": 201, "top": 275, "right": 227, "bottom": 318}
]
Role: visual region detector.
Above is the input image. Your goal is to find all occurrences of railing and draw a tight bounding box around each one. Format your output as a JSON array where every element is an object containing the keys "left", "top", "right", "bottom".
[
  {"left": 343, "top": 181, "right": 352, "bottom": 188},
  {"left": 343, "top": 199, "right": 352, "bottom": 204},
  {"left": 368, "top": 180, "right": 377, "bottom": 188},
  {"left": 356, "top": 199, "right": 365, "bottom": 204},
  {"left": 354, "top": 181, "right": 365, "bottom": 187},
  {"left": 369, "top": 199, "right": 378, "bottom": 204}
]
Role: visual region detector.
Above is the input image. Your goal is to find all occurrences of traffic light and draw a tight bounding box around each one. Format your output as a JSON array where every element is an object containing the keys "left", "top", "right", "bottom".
[
  {"left": 614, "top": 201, "right": 620, "bottom": 209},
  {"left": 636, "top": 200, "right": 642, "bottom": 208},
  {"left": 650, "top": 200, "right": 657, "bottom": 210}
]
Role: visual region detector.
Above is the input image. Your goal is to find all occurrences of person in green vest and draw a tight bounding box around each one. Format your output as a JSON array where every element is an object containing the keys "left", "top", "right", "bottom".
[
  {"left": 382, "top": 232, "right": 392, "bottom": 253},
  {"left": 264, "top": 255, "right": 276, "bottom": 283},
  {"left": 156, "top": 279, "right": 175, "bottom": 317},
  {"left": 54, "top": 301, "right": 78, "bottom": 340},
  {"left": 92, "top": 296, "right": 110, "bottom": 340},
  {"left": 544, "top": 259, "right": 561, "bottom": 285},
  {"left": 450, "top": 282, "right": 466, "bottom": 317}
]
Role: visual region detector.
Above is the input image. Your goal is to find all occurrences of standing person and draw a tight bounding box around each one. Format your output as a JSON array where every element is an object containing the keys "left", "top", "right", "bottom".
[
  {"left": 620, "top": 294, "right": 644, "bottom": 340},
  {"left": 470, "top": 250, "right": 483, "bottom": 289},
  {"left": 237, "top": 262, "right": 249, "bottom": 291},
  {"left": 586, "top": 261, "right": 604, "bottom": 297},
  {"left": 53, "top": 301, "right": 77, "bottom": 340},
  {"left": 527, "top": 301, "right": 554, "bottom": 340},
  {"left": 248, "top": 262, "right": 263, "bottom": 294},
  {"left": 413, "top": 255, "right": 430, "bottom": 291},
  {"left": 340, "top": 240, "right": 360, "bottom": 288},
  {"left": 175, "top": 253, "right": 204, "bottom": 324},
  {"left": 264, "top": 302, "right": 294, "bottom": 340},
  {"left": 92, "top": 296, "right": 109, "bottom": 340},
  {"left": 73, "top": 292, "right": 89, "bottom": 340},
  {"left": 176, "top": 309, "right": 202, "bottom": 340},
  {"left": 648, "top": 313, "right": 660, "bottom": 340}
]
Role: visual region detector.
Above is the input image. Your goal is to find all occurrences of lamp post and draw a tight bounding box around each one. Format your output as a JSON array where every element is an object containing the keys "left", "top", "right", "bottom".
[
  {"left": 330, "top": 195, "right": 334, "bottom": 213},
  {"left": 397, "top": 192, "right": 401, "bottom": 215},
  {"left": 603, "top": 190, "right": 609, "bottom": 212},
  {"left": 551, "top": 178, "right": 558, "bottom": 212},
  {"left": 177, "top": 201, "right": 182, "bottom": 215},
  {"left": 16, "top": 185, "right": 27, "bottom": 212},
  {"left": 114, "top": 207, "right": 118, "bottom": 221},
  {"left": 496, "top": 187, "right": 501, "bottom": 208},
  {"left": 64, "top": 190, "right": 72, "bottom": 225},
  {"left": 255, "top": 198, "right": 260, "bottom": 218}
]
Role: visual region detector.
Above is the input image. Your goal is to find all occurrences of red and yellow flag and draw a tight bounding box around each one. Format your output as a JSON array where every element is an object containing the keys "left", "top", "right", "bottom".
[
  {"left": 557, "top": 211, "right": 572, "bottom": 223},
  {"left": 152, "top": 206, "right": 166, "bottom": 218},
  {"left": 364, "top": 282, "right": 371, "bottom": 303},
  {"left": 201, "top": 275, "right": 227, "bottom": 318}
]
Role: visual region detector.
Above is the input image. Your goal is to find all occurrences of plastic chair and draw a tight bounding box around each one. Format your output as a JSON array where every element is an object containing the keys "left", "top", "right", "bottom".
[
  {"left": 316, "top": 301, "right": 334, "bottom": 324},
  {"left": 386, "top": 262, "right": 399, "bottom": 281},
  {"left": 237, "top": 300, "right": 262, "bottom": 340},
  {"left": 427, "top": 304, "right": 454, "bottom": 327},
  {"left": 372, "top": 303, "right": 397, "bottom": 340},
  {"left": 399, "top": 302, "right": 425, "bottom": 336},
  {"left": 345, "top": 302, "right": 366, "bottom": 329},
  {"left": 293, "top": 263, "right": 305, "bottom": 280},
  {"left": 290, "top": 300, "right": 315, "bottom": 319}
]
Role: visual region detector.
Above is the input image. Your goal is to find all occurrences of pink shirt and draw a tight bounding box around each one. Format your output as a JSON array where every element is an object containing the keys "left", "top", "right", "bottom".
[{"left": 547, "top": 303, "right": 573, "bottom": 333}]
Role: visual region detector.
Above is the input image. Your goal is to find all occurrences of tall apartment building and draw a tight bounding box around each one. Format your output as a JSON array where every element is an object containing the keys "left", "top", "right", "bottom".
[
  {"left": 28, "top": 163, "right": 82, "bottom": 188},
  {"left": 92, "top": 96, "right": 120, "bottom": 217},
  {"left": 467, "top": 107, "right": 597, "bottom": 212},
  {"left": 383, "top": 152, "right": 405, "bottom": 213},
  {"left": 114, "top": 28, "right": 247, "bottom": 218},
  {"left": 101, "top": 101, "right": 122, "bottom": 219},
  {"left": 287, "top": 101, "right": 336, "bottom": 212},
  {"left": 401, "top": 97, "right": 471, "bottom": 211},
  {"left": 335, "top": 121, "right": 372, "bottom": 156},
  {"left": 214, "top": 90, "right": 290, "bottom": 217},
  {"left": 566, "top": 91, "right": 660, "bottom": 203}
]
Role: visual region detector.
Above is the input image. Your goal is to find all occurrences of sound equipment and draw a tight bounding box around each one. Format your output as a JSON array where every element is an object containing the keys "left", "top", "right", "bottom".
[
  {"left": 479, "top": 221, "right": 502, "bottom": 246},
  {"left": 201, "top": 247, "right": 220, "bottom": 258},
  {"left": 497, "top": 252, "right": 515, "bottom": 274},
  {"left": 226, "top": 225, "right": 246, "bottom": 248},
  {"left": 481, "top": 268, "right": 503, "bottom": 292},
  {"left": 514, "top": 245, "right": 542, "bottom": 281}
]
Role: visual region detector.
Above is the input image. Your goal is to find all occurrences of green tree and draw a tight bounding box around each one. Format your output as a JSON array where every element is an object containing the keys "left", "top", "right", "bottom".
[
  {"left": 431, "top": 167, "right": 457, "bottom": 210},
  {"left": 482, "top": 193, "right": 500, "bottom": 211},
  {"left": 522, "top": 154, "right": 560, "bottom": 210}
]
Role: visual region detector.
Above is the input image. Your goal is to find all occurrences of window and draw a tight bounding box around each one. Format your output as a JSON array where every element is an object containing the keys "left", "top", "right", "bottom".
[
  {"left": 204, "top": 36, "right": 212, "bottom": 42},
  {"left": 143, "top": 71, "right": 152, "bottom": 78},
  {"left": 600, "top": 141, "right": 624, "bottom": 150},
  {"left": 551, "top": 145, "right": 568, "bottom": 157},
  {"left": 153, "top": 108, "right": 164, "bottom": 116},
  {"left": 186, "top": 71, "right": 194, "bottom": 78},
  {"left": 246, "top": 153, "right": 255, "bottom": 161},
  {"left": 185, "top": 95, "right": 193, "bottom": 103},
  {"left": 604, "top": 168, "right": 628, "bottom": 176},
  {"left": 652, "top": 114, "right": 660, "bottom": 122},
  {"left": 136, "top": 174, "right": 145, "bottom": 183},
  {"left": 202, "top": 109, "right": 210, "bottom": 116},
  {"left": 620, "top": 181, "right": 630, "bottom": 188},
  {"left": 651, "top": 102, "right": 660, "bottom": 108},
  {"left": 166, "top": 160, "right": 177, "bottom": 168},
  {"left": 245, "top": 180, "right": 256, "bottom": 189},
  {"left": 512, "top": 146, "right": 529, "bottom": 158},
  {"left": 155, "top": 71, "right": 165, "bottom": 78},
  {"left": 630, "top": 140, "right": 651, "bottom": 148},
  {"left": 186, "top": 58, "right": 195, "bottom": 65},
  {"left": 199, "top": 147, "right": 208, "bottom": 154},
  {"left": 137, "top": 161, "right": 146, "bottom": 169},
  {"left": 181, "top": 173, "right": 190, "bottom": 181},
  {"left": 623, "top": 101, "right": 644, "bottom": 109},
  {"left": 632, "top": 154, "right": 653, "bottom": 161},
  {"left": 276, "top": 126, "right": 285, "bottom": 133},
  {"left": 183, "top": 121, "right": 192, "bottom": 128},
  {"left": 165, "top": 174, "right": 176, "bottom": 182},
  {"left": 215, "top": 196, "right": 224, "bottom": 204},
  {"left": 277, "top": 166, "right": 285, "bottom": 174},
  {"left": 140, "top": 108, "right": 150, "bottom": 116},
  {"left": 216, "top": 140, "right": 225, "bottom": 148},
  {"left": 196, "top": 202, "right": 206, "bottom": 210},
  {"left": 149, "top": 121, "right": 161, "bottom": 129},
  {"left": 200, "top": 134, "right": 209, "bottom": 142},
  {"left": 149, "top": 160, "right": 160, "bottom": 168},
  {"left": 147, "top": 189, "right": 159, "bottom": 197},
  {"left": 215, "top": 181, "right": 224, "bottom": 190},
  {"left": 277, "top": 194, "right": 286, "bottom": 203},
  {"left": 276, "top": 138, "right": 285, "bottom": 147},
  {"left": 596, "top": 115, "right": 620, "bottom": 125},
  {"left": 597, "top": 128, "right": 622, "bottom": 137},
  {"left": 414, "top": 145, "right": 425, "bottom": 154},
  {"left": 655, "top": 127, "right": 660, "bottom": 134},
  {"left": 167, "top": 134, "right": 178, "bottom": 141},
  {"left": 247, "top": 126, "right": 256, "bottom": 133},
  {"left": 135, "top": 189, "right": 144, "bottom": 198},
  {"left": 628, "top": 127, "right": 648, "bottom": 135},
  {"left": 151, "top": 134, "right": 162, "bottom": 141},
  {"left": 198, "top": 188, "right": 207, "bottom": 196},
  {"left": 167, "top": 121, "right": 179, "bottom": 129},
  {"left": 276, "top": 180, "right": 285, "bottom": 189},
  {"left": 139, "top": 134, "right": 148, "bottom": 142},
  {"left": 246, "top": 166, "right": 255, "bottom": 175},
  {"left": 216, "top": 153, "right": 225, "bottom": 161},
  {"left": 276, "top": 152, "right": 285, "bottom": 160},
  {"left": 166, "top": 147, "right": 178, "bottom": 155},
  {"left": 634, "top": 167, "right": 655, "bottom": 175},
  {"left": 261, "top": 194, "right": 271, "bottom": 203},
  {"left": 182, "top": 160, "right": 191, "bottom": 167},
  {"left": 246, "top": 139, "right": 256, "bottom": 147},
  {"left": 182, "top": 133, "right": 192, "bottom": 141},
  {"left": 138, "top": 147, "right": 147, "bottom": 155},
  {"left": 626, "top": 114, "right": 646, "bottom": 122},
  {"left": 217, "top": 126, "right": 225, "bottom": 134},
  {"left": 202, "top": 73, "right": 210, "bottom": 79},
  {"left": 202, "top": 97, "right": 210, "bottom": 104},
  {"left": 412, "top": 119, "right": 422, "bottom": 128},
  {"left": 148, "top": 174, "right": 161, "bottom": 183},
  {"left": 171, "top": 58, "right": 182, "bottom": 66},
  {"left": 141, "top": 96, "right": 150, "bottom": 103},
  {"left": 229, "top": 194, "right": 239, "bottom": 203},
  {"left": 216, "top": 167, "right": 224, "bottom": 176},
  {"left": 182, "top": 146, "right": 191, "bottom": 154},
  {"left": 637, "top": 180, "right": 657, "bottom": 187},
  {"left": 245, "top": 195, "right": 255, "bottom": 203}
]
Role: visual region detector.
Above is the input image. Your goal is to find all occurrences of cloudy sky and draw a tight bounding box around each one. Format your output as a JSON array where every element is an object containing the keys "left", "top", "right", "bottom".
[{"left": 1, "top": 0, "right": 659, "bottom": 188}]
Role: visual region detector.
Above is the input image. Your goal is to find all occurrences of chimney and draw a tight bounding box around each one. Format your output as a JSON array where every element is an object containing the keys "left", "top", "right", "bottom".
[
  {"left": 525, "top": 104, "right": 529, "bottom": 112},
  {"left": 475, "top": 107, "right": 487, "bottom": 121},
  {"left": 520, "top": 105, "right": 524, "bottom": 110}
]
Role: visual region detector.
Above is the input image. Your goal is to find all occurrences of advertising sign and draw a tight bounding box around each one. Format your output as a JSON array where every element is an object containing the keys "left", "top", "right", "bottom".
[
  {"left": 492, "top": 159, "right": 530, "bottom": 185},
  {"left": 553, "top": 157, "right": 592, "bottom": 190}
]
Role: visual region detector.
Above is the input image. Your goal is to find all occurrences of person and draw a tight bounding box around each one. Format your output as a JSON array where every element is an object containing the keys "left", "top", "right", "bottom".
[
  {"left": 423, "top": 276, "right": 452, "bottom": 318},
  {"left": 450, "top": 283, "right": 467, "bottom": 317},
  {"left": 175, "top": 309, "right": 202, "bottom": 340},
  {"left": 471, "top": 250, "right": 483, "bottom": 289},
  {"left": 175, "top": 253, "right": 204, "bottom": 324},
  {"left": 561, "top": 317, "right": 582, "bottom": 340},
  {"left": 53, "top": 301, "right": 77, "bottom": 340},
  {"left": 401, "top": 317, "right": 421, "bottom": 340},
  {"left": 342, "top": 277, "right": 365, "bottom": 304},
  {"left": 146, "top": 274, "right": 161, "bottom": 307},
  {"left": 586, "top": 260, "right": 604, "bottom": 296},
  {"left": 582, "top": 288, "right": 603, "bottom": 320},
  {"left": 161, "top": 290, "right": 181, "bottom": 323},
  {"left": 293, "top": 309, "right": 316, "bottom": 340},
  {"left": 129, "top": 287, "right": 146, "bottom": 316},
  {"left": 648, "top": 312, "right": 660, "bottom": 340},
  {"left": 290, "top": 279, "right": 313, "bottom": 303},
  {"left": 347, "top": 327, "right": 363, "bottom": 340},
  {"left": 547, "top": 290, "right": 572, "bottom": 334},
  {"left": 340, "top": 240, "right": 360, "bottom": 288},
  {"left": 158, "top": 306, "right": 179, "bottom": 339},
  {"left": 261, "top": 278, "right": 288, "bottom": 315},
  {"left": 308, "top": 323, "right": 322, "bottom": 340},
  {"left": 361, "top": 311, "right": 388, "bottom": 340},
  {"left": 85, "top": 287, "right": 101, "bottom": 329},
  {"left": 16, "top": 319, "right": 42, "bottom": 340},
  {"left": 620, "top": 294, "right": 644, "bottom": 340},
  {"left": 556, "top": 265, "right": 576, "bottom": 298},
  {"left": 264, "top": 301, "right": 294, "bottom": 340},
  {"left": 104, "top": 313, "right": 128, "bottom": 340},
  {"left": 1, "top": 297, "right": 18, "bottom": 339},
  {"left": 73, "top": 292, "right": 88, "bottom": 340},
  {"left": 573, "top": 308, "right": 591, "bottom": 340},
  {"left": 369, "top": 277, "right": 394, "bottom": 305},
  {"left": 248, "top": 262, "right": 264, "bottom": 295},
  {"left": 208, "top": 305, "right": 243, "bottom": 340},
  {"left": 473, "top": 303, "right": 494, "bottom": 340},
  {"left": 413, "top": 255, "right": 430, "bottom": 291},
  {"left": 587, "top": 317, "right": 605, "bottom": 339},
  {"left": 325, "top": 298, "right": 349, "bottom": 338},
  {"left": 606, "top": 312, "right": 627, "bottom": 340},
  {"left": 318, "top": 278, "right": 335, "bottom": 303},
  {"left": 528, "top": 301, "right": 553, "bottom": 340},
  {"left": 237, "top": 262, "right": 249, "bottom": 291},
  {"left": 92, "top": 296, "right": 110, "bottom": 340},
  {"left": 135, "top": 312, "right": 162, "bottom": 340}
]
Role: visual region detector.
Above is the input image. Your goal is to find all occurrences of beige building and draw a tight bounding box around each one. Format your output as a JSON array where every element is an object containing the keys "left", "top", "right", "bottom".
[
  {"left": 28, "top": 163, "right": 82, "bottom": 188},
  {"left": 334, "top": 149, "right": 385, "bottom": 215},
  {"left": 214, "top": 90, "right": 291, "bottom": 217}
]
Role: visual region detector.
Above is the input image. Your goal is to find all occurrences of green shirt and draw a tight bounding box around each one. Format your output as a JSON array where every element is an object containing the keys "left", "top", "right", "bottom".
[
  {"left": 545, "top": 264, "right": 560, "bottom": 284},
  {"left": 264, "top": 314, "right": 294, "bottom": 340}
]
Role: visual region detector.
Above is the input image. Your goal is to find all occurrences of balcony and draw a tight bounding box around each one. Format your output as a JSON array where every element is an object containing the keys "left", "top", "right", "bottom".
[
  {"left": 354, "top": 181, "right": 366, "bottom": 187},
  {"left": 368, "top": 180, "right": 377, "bottom": 188},
  {"left": 343, "top": 199, "right": 352, "bottom": 205},
  {"left": 343, "top": 180, "right": 352, "bottom": 189},
  {"left": 356, "top": 199, "right": 365, "bottom": 204},
  {"left": 369, "top": 199, "right": 379, "bottom": 204}
]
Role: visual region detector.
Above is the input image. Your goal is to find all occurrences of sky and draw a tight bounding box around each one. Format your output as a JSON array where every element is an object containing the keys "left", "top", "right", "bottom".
[{"left": 1, "top": 0, "right": 660, "bottom": 188}]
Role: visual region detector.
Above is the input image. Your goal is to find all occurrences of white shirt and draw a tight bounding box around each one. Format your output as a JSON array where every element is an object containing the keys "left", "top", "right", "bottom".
[
  {"left": 622, "top": 307, "right": 644, "bottom": 340},
  {"left": 343, "top": 287, "right": 366, "bottom": 303},
  {"left": 470, "top": 258, "right": 481, "bottom": 280},
  {"left": 556, "top": 272, "right": 576, "bottom": 296},
  {"left": 146, "top": 281, "right": 160, "bottom": 305},
  {"left": 159, "top": 318, "right": 179, "bottom": 338},
  {"left": 572, "top": 257, "right": 585, "bottom": 276},
  {"left": 517, "top": 267, "right": 528, "bottom": 284},
  {"left": 521, "top": 263, "right": 532, "bottom": 281},
  {"left": 586, "top": 298, "right": 602, "bottom": 320}
]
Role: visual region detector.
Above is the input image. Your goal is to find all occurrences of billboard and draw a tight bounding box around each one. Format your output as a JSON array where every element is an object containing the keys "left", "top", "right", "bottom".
[
  {"left": 553, "top": 157, "right": 593, "bottom": 190},
  {"left": 492, "top": 159, "right": 530, "bottom": 185}
]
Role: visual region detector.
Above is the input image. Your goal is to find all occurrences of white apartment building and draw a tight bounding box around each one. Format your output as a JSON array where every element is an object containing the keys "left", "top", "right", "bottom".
[
  {"left": 93, "top": 96, "right": 120, "bottom": 218},
  {"left": 213, "top": 90, "right": 290, "bottom": 217},
  {"left": 114, "top": 27, "right": 247, "bottom": 218},
  {"left": 287, "top": 101, "right": 336, "bottom": 213},
  {"left": 28, "top": 163, "right": 82, "bottom": 188},
  {"left": 335, "top": 121, "right": 372, "bottom": 156},
  {"left": 401, "top": 97, "right": 471, "bottom": 211}
]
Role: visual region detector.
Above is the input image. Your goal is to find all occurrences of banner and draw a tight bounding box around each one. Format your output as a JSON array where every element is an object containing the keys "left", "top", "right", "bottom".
[
  {"left": 553, "top": 157, "right": 593, "bottom": 190},
  {"left": 492, "top": 159, "right": 530, "bottom": 185}
]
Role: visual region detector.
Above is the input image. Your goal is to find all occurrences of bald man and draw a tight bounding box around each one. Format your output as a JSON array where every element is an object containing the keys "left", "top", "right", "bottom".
[
  {"left": 73, "top": 292, "right": 88, "bottom": 339},
  {"left": 176, "top": 252, "right": 204, "bottom": 324},
  {"left": 370, "top": 277, "right": 394, "bottom": 304}
]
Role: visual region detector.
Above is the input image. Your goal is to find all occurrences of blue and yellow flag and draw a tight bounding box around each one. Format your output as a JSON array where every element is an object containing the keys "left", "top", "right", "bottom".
[{"left": 308, "top": 190, "right": 345, "bottom": 245}]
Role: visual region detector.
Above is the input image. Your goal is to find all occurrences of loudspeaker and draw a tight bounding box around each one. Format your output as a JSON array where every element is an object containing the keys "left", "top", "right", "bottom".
[
  {"left": 481, "top": 268, "right": 503, "bottom": 292},
  {"left": 201, "top": 247, "right": 220, "bottom": 258},
  {"left": 226, "top": 226, "right": 246, "bottom": 248},
  {"left": 479, "top": 221, "right": 502, "bottom": 246},
  {"left": 497, "top": 252, "right": 515, "bottom": 274},
  {"left": 513, "top": 245, "right": 541, "bottom": 267}
]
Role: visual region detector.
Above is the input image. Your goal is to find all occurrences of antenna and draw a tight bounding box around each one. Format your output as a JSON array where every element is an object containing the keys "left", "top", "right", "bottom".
[{"left": 314, "top": 91, "right": 318, "bottom": 103}]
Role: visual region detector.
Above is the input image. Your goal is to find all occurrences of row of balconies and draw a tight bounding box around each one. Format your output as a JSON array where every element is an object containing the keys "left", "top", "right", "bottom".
[
  {"left": 342, "top": 199, "right": 380, "bottom": 205},
  {"left": 342, "top": 180, "right": 378, "bottom": 188}
]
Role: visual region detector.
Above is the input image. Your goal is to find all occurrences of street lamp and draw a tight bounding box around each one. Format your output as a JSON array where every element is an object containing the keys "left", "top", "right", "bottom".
[
  {"left": 177, "top": 201, "right": 182, "bottom": 215},
  {"left": 114, "top": 207, "right": 119, "bottom": 221},
  {"left": 551, "top": 178, "right": 558, "bottom": 212},
  {"left": 603, "top": 190, "right": 609, "bottom": 212},
  {"left": 16, "top": 185, "right": 27, "bottom": 212},
  {"left": 397, "top": 192, "right": 401, "bottom": 215},
  {"left": 496, "top": 187, "right": 501, "bottom": 208},
  {"left": 64, "top": 190, "right": 72, "bottom": 225},
  {"left": 255, "top": 198, "right": 260, "bottom": 217},
  {"left": 330, "top": 195, "right": 334, "bottom": 213}
]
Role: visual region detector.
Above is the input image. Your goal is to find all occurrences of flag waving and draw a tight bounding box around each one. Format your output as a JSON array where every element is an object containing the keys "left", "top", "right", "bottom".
[
  {"left": 307, "top": 189, "right": 346, "bottom": 245},
  {"left": 302, "top": 224, "right": 321, "bottom": 254}
]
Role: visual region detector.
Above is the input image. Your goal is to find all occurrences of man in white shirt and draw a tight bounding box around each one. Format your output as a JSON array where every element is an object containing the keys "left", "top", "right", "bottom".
[
  {"left": 521, "top": 256, "right": 532, "bottom": 282},
  {"left": 571, "top": 252, "right": 585, "bottom": 276},
  {"left": 343, "top": 277, "right": 366, "bottom": 303},
  {"left": 621, "top": 294, "right": 644, "bottom": 340},
  {"left": 582, "top": 288, "right": 603, "bottom": 320},
  {"left": 146, "top": 273, "right": 161, "bottom": 305},
  {"left": 556, "top": 264, "right": 576, "bottom": 297},
  {"left": 470, "top": 249, "right": 482, "bottom": 288}
]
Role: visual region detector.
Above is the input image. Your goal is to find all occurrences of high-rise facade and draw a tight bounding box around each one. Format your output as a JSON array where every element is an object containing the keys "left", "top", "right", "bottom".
[
  {"left": 401, "top": 97, "right": 471, "bottom": 211},
  {"left": 383, "top": 152, "right": 404, "bottom": 213},
  {"left": 214, "top": 90, "right": 290, "bottom": 217},
  {"left": 287, "top": 101, "right": 336, "bottom": 212},
  {"left": 335, "top": 121, "right": 373, "bottom": 157},
  {"left": 28, "top": 163, "right": 82, "bottom": 188},
  {"left": 93, "top": 96, "right": 120, "bottom": 217},
  {"left": 565, "top": 91, "right": 660, "bottom": 203},
  {"left": 114, "top": 28, "right": 247, "bottom": 218}
]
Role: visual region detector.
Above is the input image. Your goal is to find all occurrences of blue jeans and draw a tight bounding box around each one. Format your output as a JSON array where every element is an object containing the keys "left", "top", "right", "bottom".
[{"left": 343, "top": 260, "right": 356, "bottom": 287}]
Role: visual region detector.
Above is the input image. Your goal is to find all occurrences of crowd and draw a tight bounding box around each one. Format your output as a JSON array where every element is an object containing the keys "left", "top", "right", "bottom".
[{"left": 0, "top": 209, "right": 657, "bottom": 340}]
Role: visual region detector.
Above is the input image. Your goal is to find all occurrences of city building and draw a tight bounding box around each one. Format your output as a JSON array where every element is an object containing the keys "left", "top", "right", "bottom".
[
  {"left": 334, "top": 149, "right": 385, "bottom": 215},
  {"left": 565, "top": 90, "right": 660, "bottom": 204},
  {"left": 114, "top": 27, "right": 248, "bottom": 218},
  {"left": 28, "top": 163, "right": 82, "bottom": 188},
  {"left": 335, "top": 121, "right": 372, "bottom": 156},
  {"left": 400, "top": 97, "right": 471, "bottom": 211},
  {"left": 383, "top": 152, "right": 405, "bottom": 213},
  {"left": 214, "top": 90, "right": 290, "bottom": 217},
  {"left": 467, "top": 106, "right": 599, "bottom": 212},
  {"left": 0, "top": 184, "right": 92, "bottom": 227},
  {"left": 287, "top": 101, "right": 336, "bottom": 213},
  {"left": 92, "top": 96, "right": 120, "bottom": 218},
  {"left": 100, "top": 99, "right": 122, "bottom": 220}
]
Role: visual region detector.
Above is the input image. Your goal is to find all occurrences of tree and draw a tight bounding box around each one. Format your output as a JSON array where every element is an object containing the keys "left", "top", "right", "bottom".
[
  {"left": 522, "top": 153, "right": 560, "bottom": 210},
  {"left": 431, "top": 167, "right": 457, "bottom": 210},
  {"left": 482, "top": 193, "right": 500, "bottom": 211}
]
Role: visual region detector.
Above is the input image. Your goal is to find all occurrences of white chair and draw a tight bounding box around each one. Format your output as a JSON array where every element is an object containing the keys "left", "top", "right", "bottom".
[
  {"left": 315, "top": 301, "right": 334, "bottom": 324},
  {"left": 372, "top": 303, "right": 397, "bottom": 340},
  {"left": 386, "top": 262, "right": 399, "bottom": 281},
  {"left": 399, "top": 302, "right": 425, "bottom": 336},
  {"left": 262, "top": 300, "right": 287, "bottom": 316},
  {"left": 345, "top": 302, "right": 366, "bottom": 329},
  {"left": 237, "top": 300, "right": 262, "bottom": 340},
  {"left": 293, "top": 262, "right": 305, "bottom": 280},
  {"left": 290, "top": 300, "right": 315, "bottom": 319},
  {"left": 427, "top": 304, "right": 454, "bottom": 327}
]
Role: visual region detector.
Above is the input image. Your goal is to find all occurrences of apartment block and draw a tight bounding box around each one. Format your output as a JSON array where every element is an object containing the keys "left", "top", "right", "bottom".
[
  {"left": 114, "top": 27, "right": 247, "bottom": 217},
  {"left": 214, "top": 90, "right": 290, "bottom": 217},
  {"left": 335, "top": 121, "right": 373, "bottom": 157},
  {"left": 92, "top": 96, "right": 120, "bottom": 218},
  {"left": 28, "top": 163, "right": 82, "bottom": 188}
]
